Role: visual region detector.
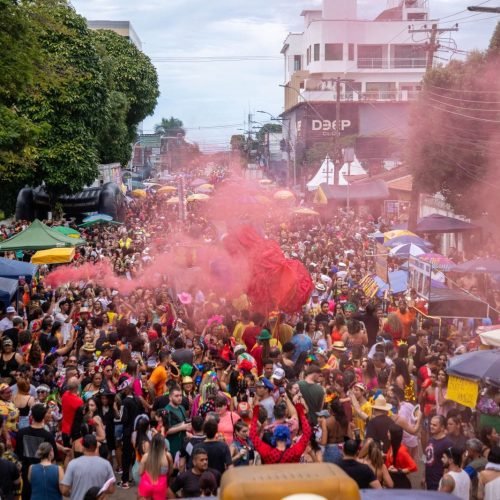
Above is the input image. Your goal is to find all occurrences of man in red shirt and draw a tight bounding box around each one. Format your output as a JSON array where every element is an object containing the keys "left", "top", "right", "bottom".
[
  {"left": 242, "top": 312, "right": 265, "bottom": 352},
  {"left": 61, "top": 376, "right": 83, "bottom": 446}
]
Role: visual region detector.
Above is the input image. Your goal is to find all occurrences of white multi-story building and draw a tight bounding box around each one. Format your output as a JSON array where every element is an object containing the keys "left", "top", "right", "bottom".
[{"left": 280, "top": 0, "right": 438, "bottom": 178}]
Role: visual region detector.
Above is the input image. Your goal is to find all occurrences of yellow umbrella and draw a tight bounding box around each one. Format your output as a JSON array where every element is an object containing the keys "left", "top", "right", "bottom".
[
  {"left": 198, "top": 183, "right": 214, "bottom": 190},
  {"left": 273, "top": 190, "right": 295, "bottom": 201},
  {"left": 166, "top": 196, "right": 180, "bottom": 205},
  {"left": 255, "top": 195, "right": 272, "bottom": 205},
  {"left": 187, "top": 193, "right": 210, "bottom": 202},
  {"left": 259, "top": 179, "right": 273, "bottom": 185},
  {"left": 157, "top": 185, "right": 177, "bottom": 194},
  {"left": 293, "top": 207, "right": 320, "bottom": 216},
  {"left": 131, "top": 189, "right": 147, "bottom": 198},
  {"left": 384, "top": 229, "right": 417, "bottom": 241}
]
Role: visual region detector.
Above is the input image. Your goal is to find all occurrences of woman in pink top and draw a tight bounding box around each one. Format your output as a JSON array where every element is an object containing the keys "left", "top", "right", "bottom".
[{"left": 215, "top": 394, "right": 240, "bottom": 445}]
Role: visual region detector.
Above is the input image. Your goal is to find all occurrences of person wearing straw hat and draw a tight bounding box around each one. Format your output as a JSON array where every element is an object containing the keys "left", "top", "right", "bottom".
[{"left": 364, "top": 395, "right": 398, "bottom": 453}]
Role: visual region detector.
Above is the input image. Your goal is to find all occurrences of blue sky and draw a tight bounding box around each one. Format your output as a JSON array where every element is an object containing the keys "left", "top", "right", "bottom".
[{"left": 71, "top": 0, "right": 499, "bottom": 151}]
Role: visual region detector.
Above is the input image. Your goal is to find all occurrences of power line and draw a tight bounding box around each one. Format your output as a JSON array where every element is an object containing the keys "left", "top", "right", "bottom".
[
  {"left": 428, "top": 84, "right": 500, "bottom": 94},
  {"left": 427, "top": 102, "right": 500, "bottom": 123},
  {"left": 426, "top": 90, "right": 500, "bottom": 104},
  {"left": 150, "top": 56, "right": 280, "bottom": 63},
  {"left": 426, "top": 96, "right": 500, "bottom": 112},
  {"left": 437, "top": 0, "right": 492, "bottom": 21}
]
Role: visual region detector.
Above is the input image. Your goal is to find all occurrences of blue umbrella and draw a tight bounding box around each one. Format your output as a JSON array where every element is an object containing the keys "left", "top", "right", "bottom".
[
  {"left": 384, "top": 235, "right": 432, "bottom": 248},
  {"left": 82, "top": 214, "right": 113, "bottom": 223},
  {"left": 447, "top": 348, "right": 500, "bottom": 385},
  {"left": 389, "top": 243, "right": 426, "bottom": 258}
]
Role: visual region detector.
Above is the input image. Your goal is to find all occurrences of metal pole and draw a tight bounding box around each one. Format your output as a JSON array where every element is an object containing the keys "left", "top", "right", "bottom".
[
  {"left": 178, "top": 177, "right": 186, "bottom": 221},
  {"left": 334, "top": 77, "right": 341, "bottom": 186}
]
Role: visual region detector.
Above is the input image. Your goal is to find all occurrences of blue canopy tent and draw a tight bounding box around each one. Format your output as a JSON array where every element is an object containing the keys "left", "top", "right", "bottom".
[
  {"left": 0, "top": 277, "right": 19, "bottom": 308},
  {"left": 0, "top": 257, "right": 37, "bottom": 284}
]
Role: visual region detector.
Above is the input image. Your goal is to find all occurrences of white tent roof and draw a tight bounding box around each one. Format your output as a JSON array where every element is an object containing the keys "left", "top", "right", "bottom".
[{"left": 306, "top": 155, "right": 367, "bottom": 191}]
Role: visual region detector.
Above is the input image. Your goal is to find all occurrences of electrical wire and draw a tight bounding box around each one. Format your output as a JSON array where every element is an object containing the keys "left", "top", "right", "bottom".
[
  {"left": 427, "top": 102, "right": 500, "bottom": 123},
  {"left": 426, "top": 96, "right": 500, "bottom": 112},
  {"left": 436, "top": 0, "right": 492, "bottom": 21},
  {"left": 428, "top": 84, "right": 500, "bottom": 94},
  {"left": 151, "top": 56, "right": 280, "bottom": 63}
]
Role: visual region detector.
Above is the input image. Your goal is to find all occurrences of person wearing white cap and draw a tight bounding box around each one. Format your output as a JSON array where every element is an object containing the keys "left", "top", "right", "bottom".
[{"left": 0, "top": 306, "right": 17, "bottom": 333}]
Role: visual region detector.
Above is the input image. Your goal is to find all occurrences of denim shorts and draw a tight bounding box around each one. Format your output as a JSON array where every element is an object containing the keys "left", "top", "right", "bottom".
[{"left": 114, "top": 424, "right": 124, "bottom": 441}]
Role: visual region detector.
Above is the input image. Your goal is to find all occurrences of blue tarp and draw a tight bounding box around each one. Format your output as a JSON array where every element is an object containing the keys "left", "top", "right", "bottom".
[
  {"left": 0, "top": 277, "right": 19, "bottom": 308},
  {"left": 371, "top": 271, "right": 408, "bottom": 297},
  {"left": 0, "top": 257, "right": 37, "bottom": 284},
  {"left": 389, "top": 270, "right": 408, "bottom": 294}
]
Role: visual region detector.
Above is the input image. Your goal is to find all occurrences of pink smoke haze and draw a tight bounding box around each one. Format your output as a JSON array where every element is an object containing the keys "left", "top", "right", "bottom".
[{"left": 44, "top": 168, "right": 311, "bottom": 312}]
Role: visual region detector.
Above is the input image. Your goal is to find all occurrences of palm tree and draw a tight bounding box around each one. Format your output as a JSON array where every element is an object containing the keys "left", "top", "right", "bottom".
[{"left": 154, "top": 117, "right": 185, "bottom": 137}]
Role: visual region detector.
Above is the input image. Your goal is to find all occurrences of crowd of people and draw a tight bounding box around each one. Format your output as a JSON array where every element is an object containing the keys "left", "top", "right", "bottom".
[{"left": 0, "top": 168, "right": 499, "bottom": 500}]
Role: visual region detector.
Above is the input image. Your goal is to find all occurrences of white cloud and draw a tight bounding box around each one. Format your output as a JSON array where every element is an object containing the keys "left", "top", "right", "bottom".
[{"left": 71, "top": 0, "right": 499, "bottom": 149}]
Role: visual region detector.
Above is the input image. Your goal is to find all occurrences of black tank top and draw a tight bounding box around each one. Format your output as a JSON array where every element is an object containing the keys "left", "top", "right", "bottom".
[{"left": 0, "top": 353, "right": 19, "bottom": 378}]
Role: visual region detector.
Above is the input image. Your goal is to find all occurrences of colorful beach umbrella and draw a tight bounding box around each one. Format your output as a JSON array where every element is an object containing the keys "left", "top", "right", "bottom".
[
  {"left": 384, "top": 229, "right": 417, "bottom": 241},
  {"left": 53, "top": 226, "right": 81, "bottom": 238},
  {"left": 389, "top": 243, "right": 426, "bottom": 258},
  {"left": 131, "top": 189, "right": 147, "bottom": 198},
  {"left": 157, "top": 185, "right": 177, "bottom": 194},
  {"left": 273, "top": 190, "right": 295, "bottom": 201},
  {"left": 418, "top": 253, "right": 455, "bottom": 271},
  {"left": 384, "top": 235, "right": 432, "bottom": 248},
  {"left": 187, "top": 193, "right": 210, "bottom": 202},
  {"left": 293, "top": 207, "right": 320, "bottom": 216}
]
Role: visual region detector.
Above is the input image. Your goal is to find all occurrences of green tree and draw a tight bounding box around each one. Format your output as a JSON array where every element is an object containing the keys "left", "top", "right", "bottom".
[
  {"left": 406, "top": 38, "right": 500, "bottom": 223},
  {"left": 91, "top": 29, "right": 159, "bottom": 163},
  {"left": 155, "top": 117, "right": 185, "bottom": 136},
  {"left": 255, "top": 122, "right": 282, "bottom": 142},
  {"left": 17, "top": 0, "right": 109, "bottom": 204},
  {"left": 0, "top": 0, "right": 51, "bottom": 212}
]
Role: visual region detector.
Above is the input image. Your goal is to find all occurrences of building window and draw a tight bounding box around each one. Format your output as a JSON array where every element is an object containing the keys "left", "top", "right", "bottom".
[
  {"left": 325, "top": 43, "right": 343, "bottom": 61},
  {"left": 365, "top": 82, "right": 397, "bottom": 100},
  {"left": 306, "top": 47, "right": 311, "bottom": 65},
  {"left": 348, "top": 43, "right": 355, "bottom": 61},
  {"left": 392, "top": 45, "right": 426, "bottom": 68},
  {"left": 358, "top": 45, "right": 385, "bottom": 68},
  {"left": 313, "top": 44, "right": 320, "bottom": 61},
  {"left": 294, "top": 55, "right": 302, "bottom": 71}
]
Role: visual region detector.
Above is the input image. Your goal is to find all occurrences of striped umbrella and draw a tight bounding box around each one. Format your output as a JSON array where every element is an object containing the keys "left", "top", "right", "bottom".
[{"left": 418, "top": 253, "right": 455, "bottom": 271}]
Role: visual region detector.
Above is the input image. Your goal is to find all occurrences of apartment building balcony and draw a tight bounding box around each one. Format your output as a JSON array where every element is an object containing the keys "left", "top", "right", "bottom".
[
  {"left": 300, "top": 88, "right": 420, "bottom": 103},
  {"left": 357, "top": 57, "right": 427, "bottom": 69}
]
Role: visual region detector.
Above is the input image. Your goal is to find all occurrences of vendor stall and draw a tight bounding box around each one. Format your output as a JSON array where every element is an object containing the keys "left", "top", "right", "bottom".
[
  {"left": 31, "top": 247, "right": 76, "bottom": 265},
  {"left": 0, "top": 277, "right": 19, "bottom": 308},
  {"left": 0, "top": 257, "right": 37, "bottom": 284}
]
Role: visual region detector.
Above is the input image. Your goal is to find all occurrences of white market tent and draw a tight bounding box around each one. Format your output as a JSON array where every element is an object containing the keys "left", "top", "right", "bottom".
[{"left": 306, "top": 155, "right": 367, "bottom": 191}]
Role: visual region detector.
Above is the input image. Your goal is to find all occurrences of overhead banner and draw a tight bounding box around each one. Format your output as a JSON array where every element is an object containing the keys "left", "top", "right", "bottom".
[{"left": 447, "top": 375, "right": 479, "bottom": 409}]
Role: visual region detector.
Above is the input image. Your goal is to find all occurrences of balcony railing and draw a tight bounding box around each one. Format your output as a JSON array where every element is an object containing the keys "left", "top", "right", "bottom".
[
  {"left": 391, "top": 57, "right": 427, "bottom": 68},
  {"left": 300, "top": 89, "right": 420, "bottom": 102},
  {"left": 357, "top": 58, "right": 388, "bottom": 69},
  {"left": 357, "top": 57, "right": 427, "bottom": 69}
]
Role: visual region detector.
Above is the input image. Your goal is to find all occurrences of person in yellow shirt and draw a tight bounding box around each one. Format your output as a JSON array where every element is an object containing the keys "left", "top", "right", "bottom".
[
  {"left": 349, "top": 382, "right": 372, "bottom": 439},
  {"left": 232, "top": 310, "right": 253, "bottom": 345},
  {"left": 147, "top": 351, "right": 170, "bottom": 398}
]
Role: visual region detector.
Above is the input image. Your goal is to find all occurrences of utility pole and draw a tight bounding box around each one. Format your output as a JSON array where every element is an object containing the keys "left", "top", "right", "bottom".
[
  {"left": 467, "top": 6, "right": 500, "bottom": 13},
  {"left": 333, "top": 77, "right": 354, "bottom": 186},
  {"left": 408, "top": 23, "right": 459, "bottom": 70},
  {"left": 406, "top": 23, "right": 458, "bottom": 231}
]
